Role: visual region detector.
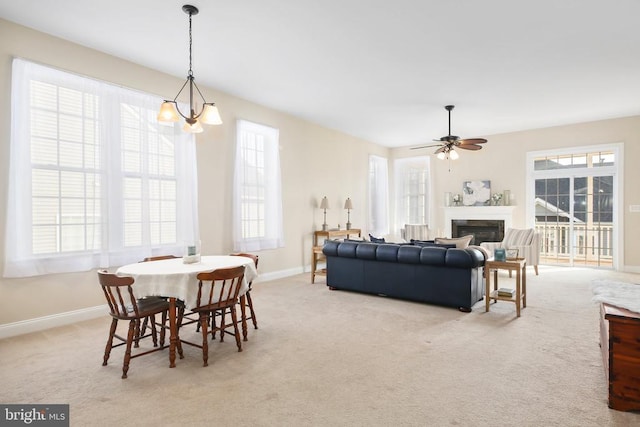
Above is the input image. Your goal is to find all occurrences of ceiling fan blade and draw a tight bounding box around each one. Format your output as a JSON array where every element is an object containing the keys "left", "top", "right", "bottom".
[
  {"left": 411, "top": 143, "right": 443, "bottom": 150},
  {"left": 457, "top": 144, "right": 483, "bottom": 151},
  {"left": 458, "top": 138, "right": 487, "bottom": 145}
]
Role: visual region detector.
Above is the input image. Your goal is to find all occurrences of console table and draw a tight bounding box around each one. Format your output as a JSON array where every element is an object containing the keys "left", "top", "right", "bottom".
[
  {"left": 599, "top": 303, "right": 640, "bottom": 411},
  {"left": 311, "top": 228, "right": 361, "bottom": 283}
]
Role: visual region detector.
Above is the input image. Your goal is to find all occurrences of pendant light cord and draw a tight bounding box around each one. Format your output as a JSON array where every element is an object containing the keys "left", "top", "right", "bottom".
[{"left": 188, "top": 11, "right": 193, "bottom": 77}]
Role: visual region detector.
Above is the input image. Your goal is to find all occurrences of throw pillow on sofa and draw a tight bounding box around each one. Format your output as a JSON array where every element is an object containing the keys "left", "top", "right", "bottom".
[
  {"left": 369, "top": 234, "right": 386, "bottom": 243},
  {"left": 434, "top": 234, "right": 474, "bottom": 249},
  {"left": 410, "top": 239, "right": 456, "bottom": 249}
]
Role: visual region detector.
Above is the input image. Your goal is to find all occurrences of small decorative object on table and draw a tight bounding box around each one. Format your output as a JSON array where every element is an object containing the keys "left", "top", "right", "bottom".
[
  {"left": 183, "top": 240, "right": 201, "bottom": 264},
  {"left": 506, "top": 248, "right": 519, "bottom": 260},
  {"left": 494, "top": 248, "right": 506, "bottom": 262}
]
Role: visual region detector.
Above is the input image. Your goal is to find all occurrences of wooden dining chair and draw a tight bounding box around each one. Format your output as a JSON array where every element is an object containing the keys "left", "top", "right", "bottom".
[
  {"left": 177, "top": 266, "right": 245, "bottom": 367},
  {"left": 98, "top": 270, "right": 170, "bottom": 379}
]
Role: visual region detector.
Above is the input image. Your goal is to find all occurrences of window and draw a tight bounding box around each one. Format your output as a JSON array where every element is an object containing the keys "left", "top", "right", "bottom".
[
  {"left": 368, "top": 155, "right": 389, "bottom": 237},
  {"left": 233, "top": 120, "right": 284, "bottom": 251},
  {"left": 4, "top": 59, "right": 198, "bottom": 277},
  {"left": 394, "top": 156, "right": 430, "bottom": 233}
]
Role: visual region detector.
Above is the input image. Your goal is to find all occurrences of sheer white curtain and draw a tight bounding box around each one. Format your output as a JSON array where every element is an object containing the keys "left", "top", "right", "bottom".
[
  {"left": 232, "top": 120, "right": 284, "bottom": 252},
  {"left": 394, "top": 156, "right": 430, "bottom": 236},
  {"left": 4, "top": 58, "right": 198, "bottom": 277},
  {"left": 368, "top": 155, "right": 389, "bottom": 237}
]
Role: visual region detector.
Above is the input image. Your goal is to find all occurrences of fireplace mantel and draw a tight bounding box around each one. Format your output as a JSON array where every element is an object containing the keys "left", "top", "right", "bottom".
[{"left": 444, "top": 206, "right": 515, "bottom": 238}]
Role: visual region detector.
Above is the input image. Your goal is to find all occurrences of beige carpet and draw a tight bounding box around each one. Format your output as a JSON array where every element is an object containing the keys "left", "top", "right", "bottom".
[{"left": 1, "top": 266, "right": 640, "bottom": 426}]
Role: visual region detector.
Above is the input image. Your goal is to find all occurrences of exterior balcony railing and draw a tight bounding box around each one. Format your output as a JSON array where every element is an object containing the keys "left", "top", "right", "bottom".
[{"left": 535, "top": 222, "right": 613, "bottom": 267}]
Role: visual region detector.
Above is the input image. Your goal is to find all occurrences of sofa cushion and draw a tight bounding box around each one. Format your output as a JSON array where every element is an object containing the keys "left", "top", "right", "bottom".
[
  {"left": 376, "top": 244, "right": 399, "bottom": 262},
  {"left": 419, "top": 246, "right": 448, "bottom": 265},
  {"left": 397, "top": 245, "right": 422, "bottom": 264},
  {"left": 435, "top": 234, "right": 474, "bottom": 249},
  {"left": 336, "top": 241, "right": 358, "bottom": 258},
  {"left": 355, "top": 242, "right": 378, "bottom": 260}
]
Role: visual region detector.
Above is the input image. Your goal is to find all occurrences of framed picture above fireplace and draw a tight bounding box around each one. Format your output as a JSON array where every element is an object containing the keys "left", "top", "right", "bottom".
[{"left": 462, "top": 180, "right": 491, "bottom": 206}]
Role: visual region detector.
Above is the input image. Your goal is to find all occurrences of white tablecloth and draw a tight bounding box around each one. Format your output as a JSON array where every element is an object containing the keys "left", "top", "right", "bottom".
[{"left": 116, "top": 255, "right": 258, "bottom": 310}]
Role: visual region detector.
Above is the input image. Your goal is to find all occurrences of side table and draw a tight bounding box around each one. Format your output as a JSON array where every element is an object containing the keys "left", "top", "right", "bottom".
[
  {"left": 311, "top": 228, "right": 361, "bottom": 283},
  {"left": 485, "top": 258, "right": 527, "bottom": 317}
]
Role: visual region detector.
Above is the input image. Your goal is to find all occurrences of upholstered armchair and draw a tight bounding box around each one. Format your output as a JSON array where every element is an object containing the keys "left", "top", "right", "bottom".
[
  {"left": 401, "top": 224, "right": 429, "bottom": 242},
  {"left": 480, "top": 228, "right": 541, "bottom": 275}
]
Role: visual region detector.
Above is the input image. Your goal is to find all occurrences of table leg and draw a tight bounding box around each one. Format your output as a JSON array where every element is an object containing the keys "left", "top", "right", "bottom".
[
  {"left": 485, "top": 266, "right": 491, "bottom": 312},
  {"left": 240, "top": 294, "right": 248, "bottom": 341},
  {"left": 522, "top": 263, "right": 527, "bottom": 308},
  {"left": 168, "top": 297, "right": 177, "bottom": 368},
  {"left": 515, "top": 268, "right": 521, "bottom": 317},
  {"left": 311, "top": 250, "right": 317, "bottom": 284},
  {"left": 493, "top": 269, "right": 498, "bottom": 291}
]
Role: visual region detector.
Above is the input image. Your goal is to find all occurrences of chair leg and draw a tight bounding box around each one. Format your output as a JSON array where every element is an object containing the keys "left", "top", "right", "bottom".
[
  {"left": 200, "top": 313, "right": 209, "bottom": 367},
  {"left": 159, "top": 311, "right": 167, "bottom": 347},
  {"left": 150, "top": 314, "right": 158, "bottom": 347},
  {"left": 230, "top": 306, "right": 242, "bottom": 352},
  {"left": 209, "top": 311, "right": 224, "bottom": 341},
  {"left": 133, "top": 319, "right": 141, "bottom": 348},
  {"left": 122, "top": 319, "right": 136, "bottom": 379},
  {"left": 246, "top": 291, "right": 258, "bottom": 329},
  {"left": 103, "top": 318, "right": 118, "bottom": 366},
  {"left": 139, "top": 317, "right": 149, "bottom": 338},
  {"left": 534, "top": 265, "right": 539, "bottom": 275},
  {"left": 218, "top": 308, "right": 226, "bottom": 342}
]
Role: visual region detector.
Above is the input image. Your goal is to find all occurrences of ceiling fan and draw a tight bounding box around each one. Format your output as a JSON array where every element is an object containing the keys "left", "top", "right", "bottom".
[{"left": 411, "top": 105, "right": 487, "bottom": 160}]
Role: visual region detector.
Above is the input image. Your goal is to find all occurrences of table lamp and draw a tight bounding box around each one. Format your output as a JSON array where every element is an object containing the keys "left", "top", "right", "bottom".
[
  {"left": 320, "top": 196, "right": 329, "bottom": 231},
  {"left": 344, "top": 197, "right": 353, "bottom": 230}
]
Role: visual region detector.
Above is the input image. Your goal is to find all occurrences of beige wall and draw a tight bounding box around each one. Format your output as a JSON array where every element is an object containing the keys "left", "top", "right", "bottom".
[
  {"left": 0, "top": 19, "right": 387, "bottom": 325},
  {"left": 1, "top": 18, "right": 639, "bottom": 328},
  {"left": 392, "top": 115, "right": 640, "bottom": 268}
]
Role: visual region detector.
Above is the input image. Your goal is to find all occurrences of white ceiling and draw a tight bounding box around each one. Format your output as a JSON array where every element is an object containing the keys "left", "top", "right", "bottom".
[{"left": 2, "top": 0, "right": 640, "bottom": 147}]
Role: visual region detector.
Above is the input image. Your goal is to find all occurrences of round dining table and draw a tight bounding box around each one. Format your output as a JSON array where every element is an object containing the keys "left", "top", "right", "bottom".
[{"left": 116, "top": 255, "right": 259, "bottom": 368}]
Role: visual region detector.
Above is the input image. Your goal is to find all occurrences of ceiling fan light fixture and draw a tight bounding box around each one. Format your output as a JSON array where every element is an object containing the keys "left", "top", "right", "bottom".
[
  {"left": 437, "top": 151, "right": 446, "bottom": 160},
  {"left": 449, "top": 148, "right": 459, "bottom": 160}
]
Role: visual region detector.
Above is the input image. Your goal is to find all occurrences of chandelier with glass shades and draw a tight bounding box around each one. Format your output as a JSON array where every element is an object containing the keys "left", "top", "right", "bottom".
[{"left": 157, "top": 4, "right": 222, "bottom": 133}]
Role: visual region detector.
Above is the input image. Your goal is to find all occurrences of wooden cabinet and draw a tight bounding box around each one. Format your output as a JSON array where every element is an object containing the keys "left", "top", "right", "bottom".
[
  {"left": 311, "top": 228, "right": 361, "bottom": 283},
  {"left": 599, "top": 303, "right": 640, "bottom": 411}
]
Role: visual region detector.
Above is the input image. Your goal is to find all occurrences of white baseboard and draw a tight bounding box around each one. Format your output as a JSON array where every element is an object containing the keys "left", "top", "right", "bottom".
[
  {"left": 255, "top": 266, "right": 305, "bottom": 282},
  {"left": 0, "top": 266, "right": 310, "bottom": 339},
  {"left": 0, "top": 305, "right": 107, "bottom": 340},
  {"left": 623, "top": 265, "right": 640, "bottom": 274}
]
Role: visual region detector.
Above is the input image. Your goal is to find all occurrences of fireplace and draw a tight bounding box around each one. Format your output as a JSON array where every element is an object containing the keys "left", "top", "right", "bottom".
[
  {"left": 452, "top": 219, "right": 504, "bottom": 245},
  {"left": 443, "top": 206, "right": 514, "bottom": 244}
]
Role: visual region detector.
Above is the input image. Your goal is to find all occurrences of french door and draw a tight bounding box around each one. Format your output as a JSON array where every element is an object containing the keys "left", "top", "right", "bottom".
[{"left": 528, "top": 145, "right": 621, "bottom": 269}]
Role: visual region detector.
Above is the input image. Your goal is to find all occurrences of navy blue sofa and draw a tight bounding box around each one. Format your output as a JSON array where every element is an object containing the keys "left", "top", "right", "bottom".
[{"left": 322, "top": 241, "right": 485, "bottom": 312}]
